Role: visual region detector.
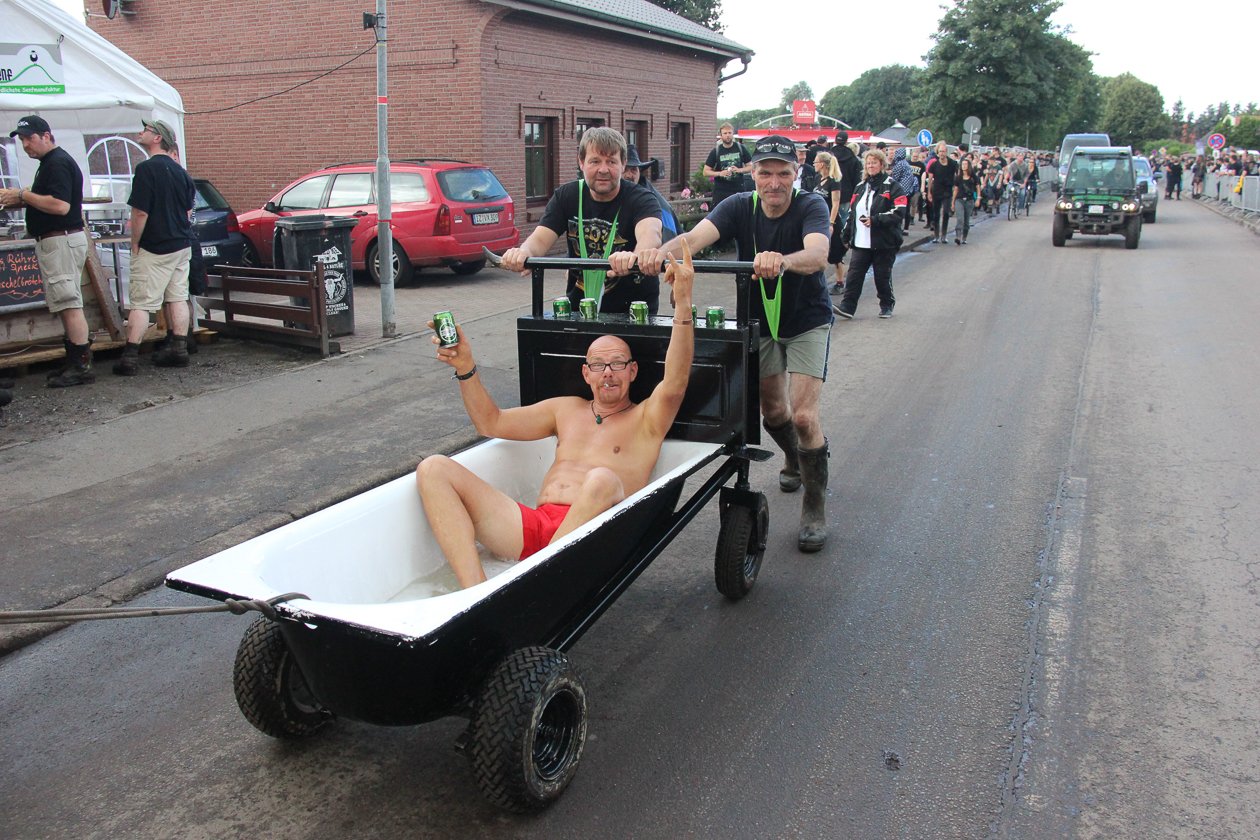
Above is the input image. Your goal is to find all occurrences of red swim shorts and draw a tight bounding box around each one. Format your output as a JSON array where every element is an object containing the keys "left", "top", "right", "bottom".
[{"left": 517, "top": 502, "right": 572, "bottom": 560}]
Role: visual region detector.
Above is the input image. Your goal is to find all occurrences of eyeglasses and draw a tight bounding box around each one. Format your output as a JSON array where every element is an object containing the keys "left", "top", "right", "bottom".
[{"left": 585, "top": 359, "right": 633, "bottom": 372}]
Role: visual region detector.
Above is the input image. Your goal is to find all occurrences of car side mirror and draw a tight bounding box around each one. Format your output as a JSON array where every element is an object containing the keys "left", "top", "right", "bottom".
[
  {"left": 1137, "top": 182, "right": 1148, "bottom": 194},
  {"left": 265, "top": 201, "right": 280, "bottom": 213}
]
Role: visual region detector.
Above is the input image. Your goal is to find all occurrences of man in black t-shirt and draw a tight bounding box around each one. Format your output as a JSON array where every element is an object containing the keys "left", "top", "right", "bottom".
[
  {"left": 926, "top": 141, "right": 958, "bottom": 242},
  {"left": 641, "top": 135, "right": 834, "bottom": 553},
  {"left": 115, "top": 118, "right": 196, "bottom": 374},
  {"left": 704, "top": 123, "right": 753, "bottom": 205},
  {"left": 501, "top": 127, "right": 663, "bottom": 313},
  {"left": 0, "top": 116, "right": 94, "bottom": 387}
]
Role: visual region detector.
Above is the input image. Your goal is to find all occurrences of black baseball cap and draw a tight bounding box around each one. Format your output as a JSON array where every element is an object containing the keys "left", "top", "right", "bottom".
[
  {"left": 750, "top": 135, "right": 796, "bottom": 164},
  {"left": 10, "top": 115, "right": 50, "bottom": 138}
]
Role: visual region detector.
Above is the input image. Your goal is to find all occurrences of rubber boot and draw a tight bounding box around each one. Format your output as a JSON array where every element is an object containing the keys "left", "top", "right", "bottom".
[
  {"left": 797, "top": 440, "right": 829, "bottom": 553},
  {"left": 47, "top": 342, "right": 95, "bottom": 388},
  {"left": 152, "top": 334, "right": 190, "bottom": 367},
  {"left": 113, "top": 342, "right": 141, "bottom": 376},
  {"left": 763, "top": 418, "right": 801, "bottom": 492},
  {"left": 184, "top": 326, "right": 198, "bottom": 356}
]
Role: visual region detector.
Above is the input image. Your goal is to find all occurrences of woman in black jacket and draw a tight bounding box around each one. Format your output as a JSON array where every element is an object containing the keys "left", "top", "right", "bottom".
[{"left": 834, "top": 150, "right": 907, "bottom": 319}]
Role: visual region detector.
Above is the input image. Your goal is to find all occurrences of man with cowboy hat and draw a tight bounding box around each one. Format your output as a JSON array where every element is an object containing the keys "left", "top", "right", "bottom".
[{"left": 623, "top": 144, "right": 679, "bottom": 240}]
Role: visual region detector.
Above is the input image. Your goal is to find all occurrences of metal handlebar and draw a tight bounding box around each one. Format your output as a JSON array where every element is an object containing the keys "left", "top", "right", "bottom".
[{"left": 482, "top": 247, "right": 759, "bottom": 326}]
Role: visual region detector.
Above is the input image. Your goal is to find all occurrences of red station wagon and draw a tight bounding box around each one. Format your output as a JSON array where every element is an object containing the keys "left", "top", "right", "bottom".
[{"left": 237, "top": 159, "right": 519, "bottom": 284}]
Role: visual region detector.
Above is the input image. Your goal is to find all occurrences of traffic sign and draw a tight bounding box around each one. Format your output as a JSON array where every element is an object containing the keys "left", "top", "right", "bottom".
[
  {"left": 1208, "top": 133, "right": 1227, "bottom": 150},
  {"left": 917, "top": 128, "right": 933, "bottom": 147}
]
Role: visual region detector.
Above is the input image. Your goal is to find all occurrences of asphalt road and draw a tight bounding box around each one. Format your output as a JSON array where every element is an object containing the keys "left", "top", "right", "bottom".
[{"left": 2, "top": 199, "right": 1258, "bottom": 838}]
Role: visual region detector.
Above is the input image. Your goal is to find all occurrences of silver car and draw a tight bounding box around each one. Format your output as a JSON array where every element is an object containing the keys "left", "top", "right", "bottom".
[{"left": 1133, "top": 156, "right": 1160, "bottom": 223}]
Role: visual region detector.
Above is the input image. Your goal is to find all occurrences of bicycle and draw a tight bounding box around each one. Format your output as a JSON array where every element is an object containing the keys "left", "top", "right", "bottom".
[
  {"left": 1007, "top": 182, "right": 1023, "bottom": 220},
  {"left": 1025, "top": 181, "right": 1036, "bottom": 215}
]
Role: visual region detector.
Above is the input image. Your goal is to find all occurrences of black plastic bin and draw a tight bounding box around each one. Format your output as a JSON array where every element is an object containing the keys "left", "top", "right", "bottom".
[{"left": 275, "top": 216, "right": 357, "bottom": 337}]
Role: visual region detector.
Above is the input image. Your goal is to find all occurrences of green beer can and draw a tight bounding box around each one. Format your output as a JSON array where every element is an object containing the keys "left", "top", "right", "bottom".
[
  {"left": 434, "top": 311, "right": 459, "bottom": 347},
  {"left": 552, "top": 297, "right": 572, "bottom": 318},
  {"left": 579, "top": 298, "right": 597, "bottom": 319},
  {"left": 692, "top": 304, "right": 698, "bottom": 325},
  {"left": 630, "top": 300, "right": 649, "bottom": 324},
  {"left": 705, "top": 306, "right": 725, "bottom": 329}
]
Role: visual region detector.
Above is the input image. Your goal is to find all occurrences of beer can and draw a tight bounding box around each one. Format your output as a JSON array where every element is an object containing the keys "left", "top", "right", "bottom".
[
  {"left": 705, "top": 306, "right": 725, "bottom": 329},
  {"left": 579, "top": 297, "right": 597, "bottom": 319},
  {"left": 434, "top": 311, "right": 459, "bottom": 347},
  {"left": 552, "top": 297, "right": 572, "bottom": 318},
  {"left": 692, "top": 304, "right": 698, "bottom": 325},
  {"left": 630, "top": 301, "right": 649, "bottom": 324}
]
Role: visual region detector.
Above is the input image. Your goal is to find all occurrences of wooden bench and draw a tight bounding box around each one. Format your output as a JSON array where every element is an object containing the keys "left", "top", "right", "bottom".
[{"left": 199, "top": 265, "right": 337, "bottom": 357}]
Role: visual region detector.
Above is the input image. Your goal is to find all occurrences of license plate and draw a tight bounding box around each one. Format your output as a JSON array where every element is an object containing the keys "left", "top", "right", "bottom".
[
  {"left": 1088, "top": 205, "right": 1104, "bottom": 214},
  {"left": 471, "top": 212, "right": 499, "bottom": 225},
  {"left": 201, "top": 245, "right": 218, "bottom": 257}
]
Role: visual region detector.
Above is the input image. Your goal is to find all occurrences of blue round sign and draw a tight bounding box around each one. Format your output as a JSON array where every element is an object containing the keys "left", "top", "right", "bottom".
[
  {"left": 1208, "top": 133, "right": 1227, "bottom": 150},
  {"left": 917, "top": 129, "right": 934, "bottom": 147}
]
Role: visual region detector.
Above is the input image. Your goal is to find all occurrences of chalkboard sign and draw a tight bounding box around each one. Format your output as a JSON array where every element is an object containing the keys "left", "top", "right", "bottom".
[{"left": 0, "top": 244, "right": 45, "bottom": 314}]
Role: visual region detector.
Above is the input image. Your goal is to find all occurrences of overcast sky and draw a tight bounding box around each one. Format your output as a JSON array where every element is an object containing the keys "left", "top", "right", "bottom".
[
  {"left": 716, "top": 0, "right": 1253, "bottom": 126},
  {"left": 53, "top": 0, "right": 1250, "bottom": 127}
]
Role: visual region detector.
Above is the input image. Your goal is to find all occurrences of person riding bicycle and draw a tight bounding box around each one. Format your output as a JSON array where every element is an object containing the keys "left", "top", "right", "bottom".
[
  {"left": 1004, "top": 153, "right": 1032, "bottom": 214},
  {"left": 1026, "top": 159, "right": 1040, "bottom": 204}
]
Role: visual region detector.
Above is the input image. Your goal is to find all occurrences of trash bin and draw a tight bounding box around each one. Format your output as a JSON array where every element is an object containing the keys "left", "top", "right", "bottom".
[{"left": 275, "top": 216, "right": 357, "bottom": 336}]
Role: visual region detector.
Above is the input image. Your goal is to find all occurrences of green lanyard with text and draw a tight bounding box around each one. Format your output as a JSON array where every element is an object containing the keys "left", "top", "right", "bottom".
[
  {"left": 577, "top": 180, "right": 620, "bottom": 308},
  {"left": 750, "top": 190, "right": 796, "bottom": 342}
]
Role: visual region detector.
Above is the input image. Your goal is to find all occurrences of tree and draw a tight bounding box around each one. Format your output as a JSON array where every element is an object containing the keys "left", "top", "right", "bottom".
[
  {"left": 1100, "top": 73, "right": 1171, "bottom": 147},
  {"left": 651, "top": 0, "right": 724, "bottom": 32},
  {"left": 817, "top": 65, "right": 926, "bottom": 132},
  {"left": 923, "top": 0, "right": 1098, "bottom": 147},
  {"left": 724, "top": 108, "right": 780, "bottom": 130},
  {"left": 779, "top": 81, "right": 813, "bottom": 114},
  {"left": 1221, "top": 115, "right": 1260, "bottom": 150}
]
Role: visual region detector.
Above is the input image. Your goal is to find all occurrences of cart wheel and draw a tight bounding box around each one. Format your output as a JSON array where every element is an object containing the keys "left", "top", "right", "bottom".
[
  {"left": 714, "top": 493, "right": 769, "bottom": 600},
  {"left": 469, "top": 646, "right": 588, "bottom": 813},
  {"left": 233, "top": 617, "right": 332, "bottom": 739}
]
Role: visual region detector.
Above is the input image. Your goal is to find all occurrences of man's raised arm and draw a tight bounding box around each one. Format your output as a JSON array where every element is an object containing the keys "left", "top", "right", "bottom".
[{"left": 643, "top": 242, "right": 695, "bottom": 438}]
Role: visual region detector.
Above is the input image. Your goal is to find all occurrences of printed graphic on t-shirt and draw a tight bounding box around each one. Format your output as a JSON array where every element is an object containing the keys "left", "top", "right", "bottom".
[{"left": 566, "top": 216, "right": 629, "bottom": 294}]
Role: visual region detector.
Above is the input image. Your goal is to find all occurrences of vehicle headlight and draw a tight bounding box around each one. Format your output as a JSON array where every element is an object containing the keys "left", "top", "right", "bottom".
[
  {"left": 1111, "top": 202, "right": 1119, "bottom": 210},
  {"left": 1074, "top": 201, "right": 1082, "bottom": 209}
]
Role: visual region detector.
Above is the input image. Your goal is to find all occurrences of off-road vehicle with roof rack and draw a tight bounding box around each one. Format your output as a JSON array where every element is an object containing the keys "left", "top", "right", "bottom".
[{"left": 1052, "top": 146, "right": 1145, "bottom": 249}]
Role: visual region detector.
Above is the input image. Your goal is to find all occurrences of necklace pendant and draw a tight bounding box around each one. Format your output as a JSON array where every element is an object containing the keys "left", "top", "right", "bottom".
[{"left": 595, "top": 415, "right": 602, "bottom": 425}]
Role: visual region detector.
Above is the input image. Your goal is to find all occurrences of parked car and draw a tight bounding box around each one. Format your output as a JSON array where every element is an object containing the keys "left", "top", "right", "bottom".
[
  {"left": 1132, "top": 156, "right": 1160, "bottom": 223},
  {"left": 193, "top": 178, "right": 249, "bottom": 268},
  {"left": 236, "top": 159, "right": 519, "bottom": 284}
]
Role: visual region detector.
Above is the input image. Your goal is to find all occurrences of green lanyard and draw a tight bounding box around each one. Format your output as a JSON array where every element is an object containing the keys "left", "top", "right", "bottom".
[
  {"left": 577, "top": 180, "right": 620, "bottom": 309},
  {"left": 750, "top": 190, "right": 795, "bottom": 342}
]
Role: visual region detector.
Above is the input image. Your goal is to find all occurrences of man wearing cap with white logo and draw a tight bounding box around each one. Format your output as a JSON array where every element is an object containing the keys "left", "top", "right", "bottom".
[
  {"left": 0, "top": 116, "right": 94, "bottom": 387},
  {"left": 640, "top": 135, "right": 834, "bottom": 553},
  {"left": 113, "top": 118, "right": 196, "bottom": 375}
]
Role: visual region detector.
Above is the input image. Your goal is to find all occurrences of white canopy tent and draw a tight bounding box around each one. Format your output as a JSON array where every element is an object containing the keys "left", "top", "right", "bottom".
[{"left": 0, "top": 0, "right": 184, "bottom": 212}]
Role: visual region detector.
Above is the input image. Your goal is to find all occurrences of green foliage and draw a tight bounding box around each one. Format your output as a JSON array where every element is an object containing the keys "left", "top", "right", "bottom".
[
  {"left": 818, "top": 65, "right": 926, "bottom": 132},
  {"left": 1100, "top": 73, "right": 1172, "bottom": 148},
  {"left": 724, "top": 108, "right": 780, "bottom": 130},
  {"left": 650, "top": 0, "right": 725, "bottom": 32},
  {"left": 1140, "top": 139, "right": 1194, "bottom": 157},
  {"left": 779, "top": 81, "right": 814, "bottom": 114},
  {"left": 923, "top": 0, "right": 1098, "bottom": 148},
  {"left": 1219, "top": 116, "right": 1260, "bottom": 150}
]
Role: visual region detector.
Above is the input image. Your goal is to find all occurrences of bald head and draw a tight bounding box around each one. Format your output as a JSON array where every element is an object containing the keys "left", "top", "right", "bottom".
[{"left": 586, "top": 335, "right": 632, "bottom": 362}]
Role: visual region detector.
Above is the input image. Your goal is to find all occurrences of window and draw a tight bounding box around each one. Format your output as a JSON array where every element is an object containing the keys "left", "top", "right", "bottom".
[
  {"left": 438, "top": 168, "right": 507, "bottom": 202},
  {"left": 576, "top": 117, "right": 604, "bottom": 143},
  {"left": 84, "top": 134, "right": 148, "bottom": 203},
  {"left": 525, "top": 117, "right": 556, "bottom": 203},
  {"left": 670, "top": 122, "right": 691, "bottom": 192},
  {"left": 625, "top": 121, "right": 646, "bottom": 155},
  {"left": 278, "top": 175, "right": 330, "bottom": 210},
  {"left": 392, "top": 173, "right": 430, "bottom": 204},
  {"left": 327, "top": 173, "right": 373, "bottom": 207}
]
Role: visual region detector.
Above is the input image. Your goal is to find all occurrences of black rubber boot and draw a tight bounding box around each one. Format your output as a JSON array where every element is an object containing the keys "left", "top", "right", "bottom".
[
  {"left": 152, "top": 335, "right": 190, "bottom": 367},
  {"left": 113, "top": 342, "right": 141, "bottom": 376},
  {"left": 184, "top": 326, "right": 198, "bottom": 356},
  {"left": 46, "top": 337, "right": 74, "bottom": 381},
  {"left": 763, "top": 418, "right": 801, "bottom": 493},
  {"left": 797, "top": 440, "right": 829, "bottom": 553},
  {"left": 47, "top": 342, "right": 95, "bottom": 388}
]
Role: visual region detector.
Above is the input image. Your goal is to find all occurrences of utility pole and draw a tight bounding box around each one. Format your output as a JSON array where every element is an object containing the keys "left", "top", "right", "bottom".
[{"left": 365, "top": 3, "right": 396, "bottom": 337}]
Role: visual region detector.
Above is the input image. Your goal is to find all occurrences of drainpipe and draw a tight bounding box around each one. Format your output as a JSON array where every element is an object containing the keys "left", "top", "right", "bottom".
[{"left": 718, "top": 54, "right": 752, "bottom": 85}]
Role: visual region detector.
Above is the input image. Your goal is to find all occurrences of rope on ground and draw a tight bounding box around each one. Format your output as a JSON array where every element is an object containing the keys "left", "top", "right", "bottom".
[{"left": 0, "top": 592, "right": 309, "bottom": 625}]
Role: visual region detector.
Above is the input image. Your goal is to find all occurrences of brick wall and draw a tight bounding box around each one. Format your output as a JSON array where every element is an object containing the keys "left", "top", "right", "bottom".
[{"left": 91, "top": 0, "right": 724, "bottom": 227}]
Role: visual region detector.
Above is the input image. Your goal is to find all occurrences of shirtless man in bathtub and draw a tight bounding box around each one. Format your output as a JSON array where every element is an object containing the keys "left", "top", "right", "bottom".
[{"left": 417, "top": 243, "right": 695, "bottom": 588}]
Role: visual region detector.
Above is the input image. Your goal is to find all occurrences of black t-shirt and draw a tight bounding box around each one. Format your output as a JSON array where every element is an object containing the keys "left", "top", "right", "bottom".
[
  {"left": 814, "top": 177, "right": 840, "bottom": 210},
  {"left": 127, "top": 154, "right": 195, "bottom": 254},
  {"left": 955, "top": 174, "right": 978, "bottom": 201},
  {"left": 928, "top": 157, "right": 958, "bottom": 196},
  {"left": 705, "top": 191, "right": 833, "bottom": 340},
  {"left": 538, "top": 179, "right": 662, "bottom": 313},
  {"left": 27, "top": 146, "right": 83, "bottom": 238},
  {"left": 706, "top": 142, "right": 752, "bottom": 202}
]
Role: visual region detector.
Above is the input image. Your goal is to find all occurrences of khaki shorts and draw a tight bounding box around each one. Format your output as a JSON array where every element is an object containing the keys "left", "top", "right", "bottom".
[
  {"left": 35, "top": 231, "right": 89, "bottom": 313},
  {"left": 759, "top": 323, "right": 831, "bottom": 381},
  {"left": 129, "top": 247, "right": 191, "bottom": 312}
]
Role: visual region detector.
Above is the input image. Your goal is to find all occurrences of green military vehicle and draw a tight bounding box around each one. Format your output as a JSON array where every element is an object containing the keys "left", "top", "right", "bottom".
[{"left": 1052, "top": 146, "right": 1146, "bottom": 249}]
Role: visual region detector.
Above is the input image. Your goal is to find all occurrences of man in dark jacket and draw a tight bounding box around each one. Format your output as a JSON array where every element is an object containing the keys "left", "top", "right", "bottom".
[
  {"left": 835, "top": 149, "right": 908, "bottom": 320},
  {"left": 832, "top": 130, "right": 862, "bottom": 231}
]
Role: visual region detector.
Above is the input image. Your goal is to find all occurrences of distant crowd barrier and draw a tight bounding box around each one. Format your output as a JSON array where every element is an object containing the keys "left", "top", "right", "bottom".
[{"left": 1204, "top": 172, "right": 1260, "bottom": 212}]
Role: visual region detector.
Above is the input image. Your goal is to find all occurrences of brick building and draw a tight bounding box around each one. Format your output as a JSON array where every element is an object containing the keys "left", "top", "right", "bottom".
[{"left": 89, "top": 0, "right": 751, "bottom": 228}]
